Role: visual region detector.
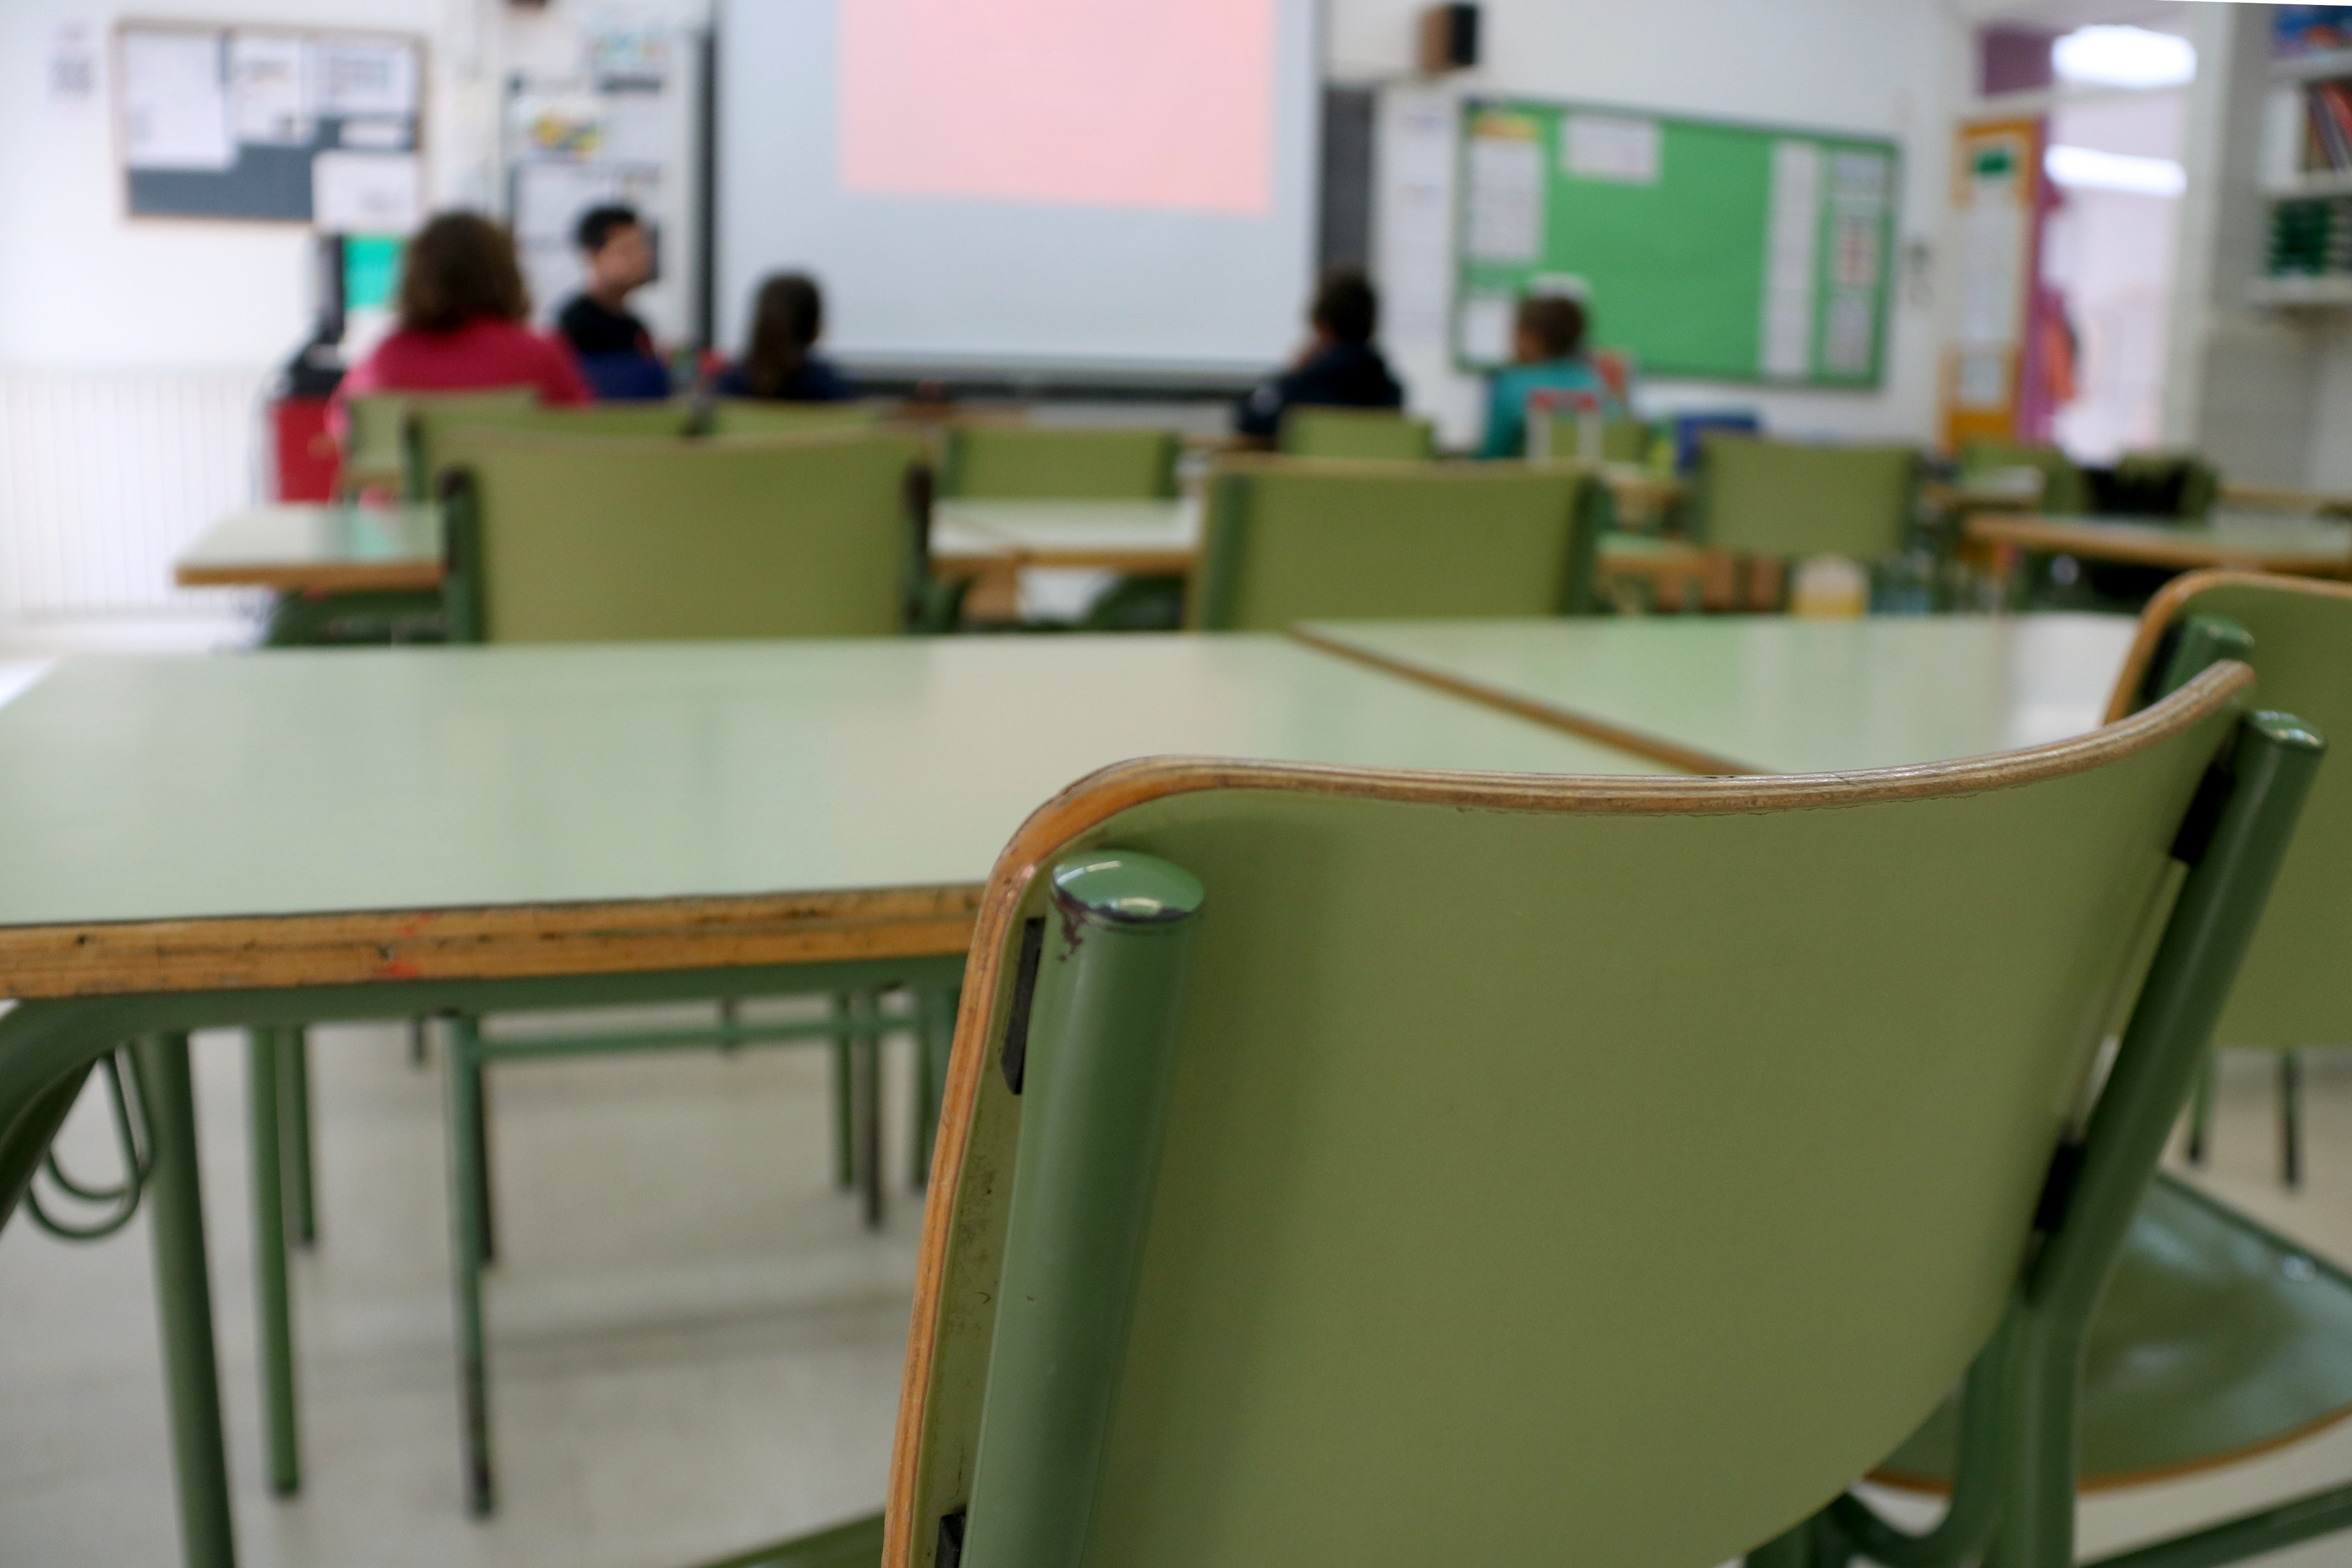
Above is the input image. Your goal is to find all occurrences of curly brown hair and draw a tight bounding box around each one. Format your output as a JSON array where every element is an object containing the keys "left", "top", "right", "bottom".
[{"left": 396, "top": 212, "right": 530, "bottom": 333}]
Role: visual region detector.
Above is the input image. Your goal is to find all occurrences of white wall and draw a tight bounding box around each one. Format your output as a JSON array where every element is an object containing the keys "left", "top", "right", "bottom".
[
  {"left": 1338, "top": 0, "right": 1960, "bottom": 447},
  {"left": 0, "top": 0, "right": 503, "bottom": 373}
]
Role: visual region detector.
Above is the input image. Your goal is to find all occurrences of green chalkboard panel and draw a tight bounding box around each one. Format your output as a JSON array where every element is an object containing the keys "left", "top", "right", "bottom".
[{"left": 1455, "top": 100, "right": 1900, "bottom": 389}]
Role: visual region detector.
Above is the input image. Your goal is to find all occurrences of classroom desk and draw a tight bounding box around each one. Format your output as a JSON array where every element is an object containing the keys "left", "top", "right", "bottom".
[
  {"left": 1293, "top": 613, "right": 2142, "bottom": 776},
  {"left": 172, "top": 504, "right": 443, "bottom": 595},
  {"left": 1966, "top": 511, "right": 2352, "bottom": 580},
  {"left": 0, "top": 634, "right": 1657, "bottom": 1568}
]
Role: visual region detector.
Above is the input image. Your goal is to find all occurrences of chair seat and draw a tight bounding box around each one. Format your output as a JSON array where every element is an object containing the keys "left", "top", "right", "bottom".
[
  {"left": 1876, "top": 1174, "right": 2352, "bottom": 1491},
  {"left": 680, "top": 1511, "right": 883, "bottom": 1568}
]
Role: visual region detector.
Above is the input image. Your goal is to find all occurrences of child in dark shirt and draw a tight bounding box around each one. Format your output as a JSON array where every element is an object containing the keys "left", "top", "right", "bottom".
[{"left": 556, "top": 205, "right": 669, "bottom": 401}]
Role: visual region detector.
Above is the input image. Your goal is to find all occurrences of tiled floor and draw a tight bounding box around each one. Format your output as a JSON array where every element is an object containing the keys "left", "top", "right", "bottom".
[
  {"left": 1, "top": 1009, "right": 925, "bottom": 1567},
  {"left": 10, "top": 1032, "right": 2352, "bottom": 1566}
]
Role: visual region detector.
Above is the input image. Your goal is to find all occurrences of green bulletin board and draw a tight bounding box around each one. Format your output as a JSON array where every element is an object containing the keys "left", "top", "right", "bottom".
[{"left": 1455, "top": 100, "right": 1900, "bottom": 389}]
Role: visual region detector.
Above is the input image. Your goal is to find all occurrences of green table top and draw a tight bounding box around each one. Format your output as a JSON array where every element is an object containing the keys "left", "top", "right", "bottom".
[
  {"left": 0, "top": 635, "right": 1658, "bottom": 990},
  {"left": 1968, "top": 511, "right": 2352, "bottom": 572},
  {"left": 174, "top": 503, "right": 444, "bottom": 592},
  {"left": 1293, "top": 614, "right": 2143, "bottom": 776},
  {"left": 935, "top": 498, "right": 1199, "bottom": 558}
]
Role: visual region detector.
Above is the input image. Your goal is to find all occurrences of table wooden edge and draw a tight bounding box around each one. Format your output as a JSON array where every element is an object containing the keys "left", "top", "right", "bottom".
[
  {"left": 0, "top": 884, "right": 983, "bottom": 1000},
  {"left": 1963, "top": 513, "right": 2352, "bottom": 573},
  {"left": 1286, "top": 623, "right": 1755, "bottom": 776},
  {"left": 175, "top": 561, "right": 448, "bottom": 594}
]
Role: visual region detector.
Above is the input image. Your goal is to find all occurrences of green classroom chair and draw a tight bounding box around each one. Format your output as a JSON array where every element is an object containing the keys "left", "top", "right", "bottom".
[
  {"left": 427, "top": 425, "right": 945, "bottom": 1513},
  {"left": 338, "top": 386, "right": 538, "bottom": 500},
  {"left": 438, "top": 426, "right": 922, "bottom": 643},
  {"left": 1527, "top": 411, "right": 1653, "bottom": 466},
  {"left": 710, "top": 660, "right": 2313, "bottom": 1568},
  {"left": 706, "top": 398, "right": 889, "bottom": 438},
  {"left": 1189, "top": 456, "right": 1605, "bottom": 630},
  {"left": 1696, "top": 435, "right": 1921, "bottom": 560},
  {"left": 407, "top": 398, "right": 696, "bottom": 500},
  {"left": 2114, "top": 572, "right": 2352, "bottom": 1186},
  {"left": 1958, "top": 438, "right": 2089, "bottom": 515},
  {"left": 1276, "top": 407, "right": 1438, "bottom": 462},
  {"left": 937, "top": 423, "right": 1180, "bottom": 499},
  {"left": 1865, "top": 572, "right": 2352, "bottom": 1567}
]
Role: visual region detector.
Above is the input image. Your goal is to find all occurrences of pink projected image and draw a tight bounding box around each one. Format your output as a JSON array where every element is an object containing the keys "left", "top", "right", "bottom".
[{"left": 839, "top": 0, "right": 1276, "bottom": 215}]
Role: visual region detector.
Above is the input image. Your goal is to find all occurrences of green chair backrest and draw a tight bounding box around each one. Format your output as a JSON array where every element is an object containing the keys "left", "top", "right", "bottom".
[
  {"left": 341, "top": 387, "right": 537, "bottom": 496},
  {"left": 409, "top": 400, "right": 696, "bottom": 499},
  {"left": 706, "top": 399, "right": 888, "bottom": 438},
  {"left": 1698, "top": 436, "right": 1920, "bottom": 558},
  {"left": 894, "top": 666, "right": 2291, "bottom": 1568},
  {"left": 438, "top": 426, "right": 923, "bottom": 644},
  {"left": 1527, "top": 412, "right": 1653, "bottom": 466},
  {"left": 2117, "top": 572, "right": 2352, "bottom": 1051},
  {"left": 938, "top": 424, "right": 1180, "bottom": 499},
  {"left": 1959, "top": 439, "right": 2089, "bottom": 514},
  {"left": 1276, "top": 408, "right": 1437, "bottom": 462},
  {"left": 1190, "top": 457, "right": 1602, "bottom": 629}
]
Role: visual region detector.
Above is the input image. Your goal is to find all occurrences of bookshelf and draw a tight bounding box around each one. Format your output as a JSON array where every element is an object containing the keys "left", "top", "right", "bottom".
[{"left": 2260, "top": 47, "right": 2352, "bottom": 303}]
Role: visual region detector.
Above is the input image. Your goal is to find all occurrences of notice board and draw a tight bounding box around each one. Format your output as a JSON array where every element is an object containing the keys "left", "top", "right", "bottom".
[
  {"left": 117, "top": 23, "right": 425, "bottom": 228},
  {"left": 1455, "top": 99, "right": 1901, "bottom": 389}
]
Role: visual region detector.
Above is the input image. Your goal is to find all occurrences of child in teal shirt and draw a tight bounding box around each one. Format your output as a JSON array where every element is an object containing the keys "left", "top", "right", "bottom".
[{"left": 1480, "top": 295, "right": 1617, "bottom": 459}]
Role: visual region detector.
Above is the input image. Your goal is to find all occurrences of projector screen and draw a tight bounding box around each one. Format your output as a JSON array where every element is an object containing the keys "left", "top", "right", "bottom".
[{"left": 714, "top": 0, "right": 1321, "bottom": 379}]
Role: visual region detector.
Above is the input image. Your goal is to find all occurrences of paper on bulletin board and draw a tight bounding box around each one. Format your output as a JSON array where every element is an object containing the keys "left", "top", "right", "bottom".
[
  {"left": 313, "top": 150, "right": 421, "bottom": 233},
  {"left": 1564, "top": 115, "right": 1659, "bottom": 184},
  {"left": 309, "top": 39, "right": 417, "bottom": 118},
  {"left": 1760, "top": 141, "right": 1821, "bottom": 380},
  {"left": 228, "top": 33, "right": 307, "bottom": 144},
  {"left": 1465, "top": 133, "right": 1544, "bottom": 263},
  {"left": 122, "top": 30, "right": 233, "bottom": 171}
]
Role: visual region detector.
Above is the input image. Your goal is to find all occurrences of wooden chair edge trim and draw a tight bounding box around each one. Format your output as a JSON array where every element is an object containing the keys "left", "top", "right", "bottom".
[
  {"left": 1871, "top": 1396, "right": 2352, "bottom": 1498},
  {"left": 1286, "top": 623, "right": 1755, "bottom": 775},
  {"left": 879, "top": 659, "right": 2258, "bottom": 1568},
  {"left": 0, "top": 886, "right": 981, "bottom": 999},
  {"left": 2105, "top": 570, "right": 2352, "bottom": 725}
]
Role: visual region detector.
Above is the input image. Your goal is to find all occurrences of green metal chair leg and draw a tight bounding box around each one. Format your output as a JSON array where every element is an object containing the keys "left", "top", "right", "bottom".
[
  {"left": 831, "top": 996, "right": 856, "bottom": 1191},
  {"left": 470, "top": 1052, "right": 497, "bottom": 1265},
  {"left": 912, "top": 988, "right": 954, "bottom": 1190},
  {"left": 248, "top": 1028, "right": 300, "bottom": 1496},
  {"left": 2186, "top": 1052, "right": 2214, "bottom": 1165},
  {"left": 442, "top": 1015, "right": 497, "bottom": 1518},
  {"left": 852, "top": 994, "right": 884, "bottom": 1231},
  {"left": 280, "top": 1026, "right": 317, "bottom": 1248},
  {"left": 2283, "top": 1050, "right": 2305, "bottom": 1190},
  {"left": 136, "top": 1031, "right": 239, "bottom": 1568}
]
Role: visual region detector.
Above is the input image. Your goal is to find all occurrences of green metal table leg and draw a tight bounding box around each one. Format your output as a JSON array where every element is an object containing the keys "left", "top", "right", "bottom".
[
  {"left": 469, "top": 1049, "right": 496, "bottom": 1265},
  {"left": 136, "top": 1031, "right": 239, "bottom": 1568},
  {"left": 854, "top": 993, "right": 884, "bottom": 1231},
  {"left": 443, "top": 1015, "right": 496, "bottom": 1518},
  {"left": 247, "top": 1029, "right": 300, "bottom": 1496},
  {"left": 912, "top": 988, "right": 952, "bottom": 1190},
  {"left": 830, "top": 996, "right": 855, "bottom": 1191},
  {"left": 280, "top": 1027, "right": 316, "bottom": 1248},
  {"left": 2282, "top": 1050, "right": 2305, "bottom": 1189}
]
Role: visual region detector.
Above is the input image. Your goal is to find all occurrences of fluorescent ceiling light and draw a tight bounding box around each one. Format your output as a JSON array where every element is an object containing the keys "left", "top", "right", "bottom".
[
  {"left": 2046, "top": 143, "right": 2187, "bottom": 195},
  {"left": 2052, "top": 24, "right": 2196, "bottom": 88}
]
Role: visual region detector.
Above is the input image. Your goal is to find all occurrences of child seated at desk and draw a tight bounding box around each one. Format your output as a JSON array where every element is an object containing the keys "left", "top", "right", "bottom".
[
  {"left": 1235, "top": 268, "right": 1406, "bottom": 441},
  {"left": 338, "top": 211, "right": 590, "bottom": 408},
  {"left": 1479, "top": 294, "right": 1619, "bottom": 459},
  {"left": 556, "top": 204, "right": 671, "bottom": 401},
  {"left": 714, "top": 274, "right": 855, "bottom": 401}
]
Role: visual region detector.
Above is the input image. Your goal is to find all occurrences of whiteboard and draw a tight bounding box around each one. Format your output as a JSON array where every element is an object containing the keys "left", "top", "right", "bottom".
[{"left": 713, "top": 0, "right": 1321, "bottom": 379}]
